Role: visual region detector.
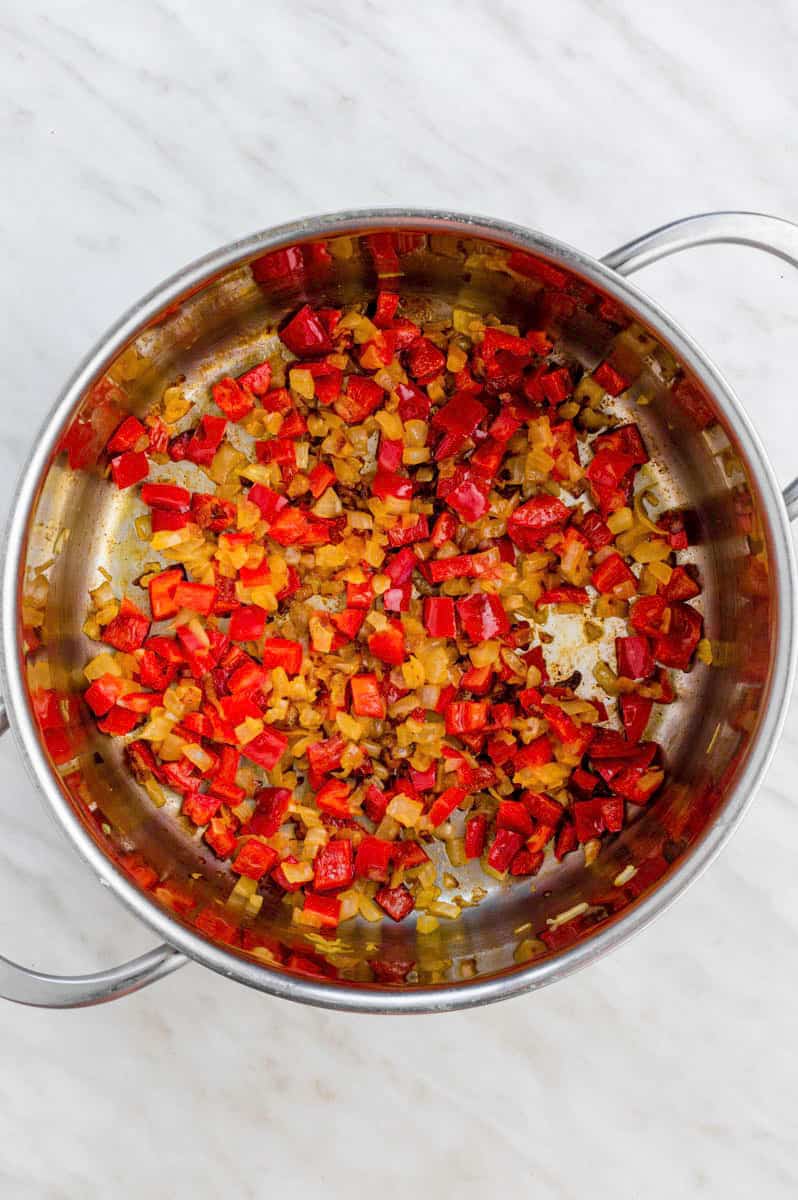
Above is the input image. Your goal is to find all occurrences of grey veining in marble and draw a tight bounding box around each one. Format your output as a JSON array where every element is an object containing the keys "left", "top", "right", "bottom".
[{"left": 1, "top": 1, "right": 797, "bottom": 1196}]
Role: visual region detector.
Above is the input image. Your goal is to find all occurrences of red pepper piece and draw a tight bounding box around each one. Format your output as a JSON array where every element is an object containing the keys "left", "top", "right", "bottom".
[
  {"left": 589, "top": 729, "right": 651, "bottom": 760},
  {"left": 307, "top": 461, "right": 336, "bottom": 498},
  {"left": 385, "top": 546, "right": 417, "bottom": 586},
  {"left": 620, "top": 694, "right": 653, "bottom": 743},
  {"left": 663, "top": 565, "right": 701, "bottom": 602},
  {"left": 331, "top": 608, "right": 367, "bottom": 640},
  {"left": 279, "top": 407, "right": 308, "bottom": 438},
  {"left": 536, "top": 586, "right": 590, "bottom": 608},
  {"left": 616, "top": 635, "right": 655, "bottom": 679},
  {"left": 279, "top": 304, "right": 333, "bottom": 358},
  {"left": 540, "top": 367, "right": 573, "bottom": 404},
  {"left": 108, "top": 416, "right": 147, "bottom": 454},
  {"left": 375, "top": 884, "right": 415, "bottom": 922},
  {"left": 231, "top": 840, "right": 279, "bottom": 880},
  {"left": 554, "top": 817, "right": 578, "bottom": 860},
  {"left": 185, "top": 414, "right": 227, "bottom": 468},
  {"left": 259, "top": 637, "right": 301, "bottom": 675},
  {"left": 204, "top": 817, "right": 238, "bottom": 859},
  {"left": 406, "top": 337, "right": 446, "bottom": 384},
  {"left": 371, "top": 467, "right": 414, "bottom": 501},
  {"left": 97, "top": 705, "right": 141, "bottom": 735},
  {"left": 591, "top": 553, "right": 636, "bottom": 596},
  {"left": 629, "top": 595, "right": 670, "bottom": 637},
  {"left": 182, "top": 791, "right": 223, "bottom": 825},
  {"left": 110, "top": 450, "right": 149, "bottom": 490},
  {"left": 313, "top": 839, "right": 354, "bottom": 892},
  {"left": 580, "top": 510, "right": 614, "bottom": 550},
  {"left": 354, "top": 836, "right": 394, "bottom": 882},
  {"left": 427, "top": 786, "right": 467, "bottom": 828},
  {"left": 513, "top": 735, "right": 553, "bottom": 769},
  {"left": 172, "top": 582, "right": 216, "bottom": 616},
  {"left": 611, "top": 766, "right": 664, "bottom": 804},
  {"left": 306, "top": 734, "right": 346, "bottom": 787},
  {"left": 653, "top": 602, "right": 703, "bottom": 670},
  {"left": 373, "top": 291, "right": 400, "bottom": 327},
  {"left": 115, "top": 691, "right": 164, "bottom": 714},
  {"left": 510, "top": 848, "right": 544, "bottom": 876},
  {"left": 442, "top": 468, "right": 491, "bottom": 522},
  {"left": 303, "top": 893, "right": 342, "bottom": 928},
  {"left": 593, "top": 423, "right": 648, "bottom": 465},
  {"left": 229, "top": 605, "right": 266, "bottom": 643},
  {"left": 236, "top": 360, "right": 272, "bottom": 396},
  {"left": 522, "top": 791, "right": 563, "bottom": 825},
  {"left": 314, "top": 779, "right": 352, "bottom": 818},
  {"left": 395, "top": 381, "right": 431, "bottom": 421},
  {"left": 432, "top": 391, "right": 487, "bottom": 440},
  {"left": 496, "top": 799, "right": 533, "bottom": 837},
  {"left": 334, "top": 375, "right": 384, "bottom": 423},
  {"left": 243, "top": 787, "right": 292, "bottom": 837},
  {"left": 212, "top": 376, "right": 253, "bottom": 422},
  {"left": 363, "top": 784, "right": 389, "bottom": 823},
  {"left": 271, "top": 856, "right": 306, "bottom": 893},
  {"left": 572, "top": 797, "right": 608, "bottom": 842},
  {"left": 146, "top": 417, "right": 170, "bottom": 455},
  {"left": 460, "top": 664, "right": 493, "bottom": 696},
  {"left": 592, "top": 361, "right": 629, "bottom": 396},
  {"left": 487, "top": 828, "right": 524, "bottom": 873},
  {"left": 102, "top": 598, "right": 151, "bottom": 652},
  {"left": 387, "top": 514, "right": 429, "bottom": 547},
  {"left": 346, "top": 576, "right": 374, "bottom": 609},
  {"left": 367, "top": 621, "right": 406, "bottom": 665},
  {"left": 585, "top": 449, "right": 638, "bottom": 515},
  {"left": 350, "top": 674, "right": 387, "bottom": 719},
  {"left": 445, "top": 700, "right": 489, "bottom": 735},
  {"left": 191, "top": 492, "right": 237, "bottom": 532},
  {"left": 141, "top": 482, "right": 190, "bottom": 512},
  {"left": 247, "top": 483, "right": 287, "bottom": 521},
  {"left": 84, "top": 674, "right": 128, "bottom": 716},
  {"left": 464, "top": 813, "right": 488, "bottom": 859},
  {"left": 151, "top": 510, "right": 189, "bottom": 533},
  {"left": 456, "top": 592, "right": 509, "bottom": 642},
  {"left": 507, "top": 494, "right": 570, "bottom": 551},
  {"left": 377, "top": 437, "right": 404, "bottom": 472},
  {"left": 242, "top": 727, "right": 288, "bottom": 770},
  {"left": 423, "top": 596, "right": 456, "bottom": 638}
]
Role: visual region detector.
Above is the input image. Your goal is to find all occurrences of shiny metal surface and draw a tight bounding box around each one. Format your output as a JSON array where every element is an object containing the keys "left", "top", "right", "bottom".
[{"left": 1, "top": 209, "right": 795, "bottom": 1011}]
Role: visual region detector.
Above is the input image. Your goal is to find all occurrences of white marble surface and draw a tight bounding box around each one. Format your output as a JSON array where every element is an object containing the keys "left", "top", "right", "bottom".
[{"left": 2, "top": 1, "right": 798, "bottom": 1196}]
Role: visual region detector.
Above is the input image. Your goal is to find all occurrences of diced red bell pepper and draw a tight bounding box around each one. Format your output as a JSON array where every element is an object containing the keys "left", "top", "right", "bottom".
[
  {"left": 108, "top": 415, "right": 147, "bottom": 454},
  {"left": 591, "top": 553, "right": 637, "bottom": 596},
  {"left": 611, "top": 766, "right": 664, "bottom": 804},
  {"left": 427, "top": 786, "right": 467, "bottom": 828},
  {"left": 540, "top": 367, "right": 573, "bottom": 404},
  {"left": 496, "top": 799, "right": 533, "bottom": 837},
  {"left": 442, "top": 469, "right": 491, "bottom": 522},
  {"left": 387, "top": 513, "right": 429, "bottom": 548},
  {"left": 581, "top": 510, "right": 614, "bottom": 550},
  {"left": 363, "top": 784, "right": 389, "bottom": 823},
  {"left": 307, "top": 461, "right": 336, "bottom": 498},
  {"left": 182, "top": 791, "right": 222, "bottom": 825},
  {"left": 554, "top": 818, "right": 578, "bottom": 860},
  {"left": 314, "top": 779, "right": 353, "bottom": 818},
  {"left": 522, "top": 791, "right": 563, "bottom": 825},
  {"left": 102, "top": 598, "right": 151, "bottom": 652},
  {"left": 350, "top": 674, "right": 386, "bottom": 719},
  {"left": 620, "top": 694, "right": 653, "bottom": 743},
  {"left": 513, "top": 735, "right": 553, "bottom": 769},
  {"left": 445, "top": 701, "right": 489, "bottom": 735},
  {"left": 653, "top": 602, "right": 703, "bottom": 670},
  {"left": 244, "top": 787, "right": 292, "bottom": 836},
  {"left": 395, "top": 381, "right": 431, "bottom": 422},
  {"left": 204, "top": 817, "right": 238, "bottom": 859},
  {"left": 406, "top": 337, "right": 446, "bottom": 384},
  {"left": 509, "top": 848, "right": 544, "bottom": 876},
  {"left": 464, "top": 813, "right": 488, "bottom": 859},
  {"left": 368, "top": 621, "right": 406, "bottom": 665},
  {"left": 242, "top": 727, "right": 288, "bottom": 769},
  {"left": 355, "top": 836, "right": 394, "bottom": 882},
  {"left": 232, "top": 839, "right": 278, "bottom": 880},
  {"left": 371, "top": 467, "right": 414, "bottom": 501},
  {"left": 536, "top": 586, "right": 589, "bottom": 608},
  {"left": 572, "top": 796, "right": 624, "bottom": 842},
  {"left": 186, "top": 415, "right": 227, "bottom": 468},
  {"left": 84, "top": 674, "right": 128, "bottom": 716},
  {"left": 629, "top": 595, "right": 670, "bottom": 637},
  {"left": 313, "top": 839, "right": 354, "bottom": 892},
  {"left": 303, "top": 892, "right": 342, "bottom": 928},
  {"left": 487, "top": 828, "right": 524, "bottom": 873},
  {"left": 423, "top": 596, "right": 456, "bottom": 638},
  {"left": 248, "top": 483, "right": 287, "bottom": 521},
  {"left": 592, "top": 361, "right": 629, "bottom": 396},
  {"left": 460, "top": 664, "right": 493, "bottom": 695},
  {"left": 279, "top": 304, "right": 333, "bottom": 358},
  {"left": 373, "top": 291, "right": 400, "bottom": 327},
  {"left": 237, "top": 360, "right": 272, "bottom": 396},
  {"left": 173, "top": 582, "right": 216, "bottom": 616},
  {"left": 616, "top": 635, "right": 655, "bottom": 680},
  {"left": 346, "top": 576, "right": 374, "bottom": 609},
  {"left": 115, "top": 691, "right": 164, "bottom": 714},
  {"left": 97, "top": 705, "right": 141, "bottom": 735},
  {"left": 585, "top": 449, "right": 638, "bottom": 515},
  {"left": 385, "top": 547, "right": 417, "bottom": 586},
  {"left": 212, "top": 377, "right": 253, "bottom": 422},
  {"left": 663, "top": 565, "right": 701, "bottom": 602},
  {"left": 261, "top": 637, "right": 303, "bottom": 675},
  {"left": 229, "top": 605, "right": 266, "bottom": 643},
  {"left": 593, "top": 423, "right": 648, "bottom": 465},
  {"left": 589, "top": 728, "right": 651, "bottom": 760},
  {"left": 141, "top": 482, "right": 190, "bottom": 512},
  {"left": 507, "top": 494, "right": 570, "bottom": 551},
  {"left": 456, "top": 592, "right": 509, "bottom": 642},
  {"left": 271, "top": 856, "right": 306, "bottom": 893},
  {"left": 151, "top": 510, "right": 189, "bottom": 532},
  {"left": 375, "top": 884, "right": 415, "bottom": 922},
  {"left": 335, "top": 375, "right": 384, "bottom": 423},
  {"left": 191, "top": 492, "right": 237, "bottom": 532},
  {"left": 377, "top": 438, "right": 403, "bottom": 473},
  {"left": 110, "top": 450, "right": 149, "bottom": 490}
]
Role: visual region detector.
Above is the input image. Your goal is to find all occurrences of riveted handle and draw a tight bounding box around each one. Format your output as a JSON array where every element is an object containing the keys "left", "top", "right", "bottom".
[
  {"left": 0, "top": 715, "right": 186, "bottom": 1007},
  {"left": 602, "top": 210, "right": 798, "bottom": 522}
]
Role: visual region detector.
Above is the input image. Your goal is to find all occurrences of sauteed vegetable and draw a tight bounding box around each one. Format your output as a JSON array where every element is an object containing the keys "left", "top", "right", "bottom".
[{"left": 80, "top": 292, "right": 705, "bottom": 932}]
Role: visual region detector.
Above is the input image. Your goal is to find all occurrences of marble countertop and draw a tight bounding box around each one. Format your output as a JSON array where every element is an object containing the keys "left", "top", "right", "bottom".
[{"left": 2, "top": 2, "right": 798, "bottom": 1196}]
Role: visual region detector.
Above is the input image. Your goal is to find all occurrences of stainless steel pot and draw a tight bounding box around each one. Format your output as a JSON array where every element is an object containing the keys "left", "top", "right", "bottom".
[{"left": 2, "top": 209, "right": 796, "bottom": 1012}]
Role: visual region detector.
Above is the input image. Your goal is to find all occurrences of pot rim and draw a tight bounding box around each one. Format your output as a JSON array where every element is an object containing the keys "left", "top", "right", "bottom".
[{"left": 3, "top": 208, "right": 795, "bottom": 1014}]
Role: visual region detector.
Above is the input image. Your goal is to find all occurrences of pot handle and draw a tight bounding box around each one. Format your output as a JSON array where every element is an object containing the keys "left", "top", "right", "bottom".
[
  {"left": 0, "top": 706, "right": 187, "bottom": 1008},
  {"left": 602, "top": 210, "right": 798, "bottom": 523}
]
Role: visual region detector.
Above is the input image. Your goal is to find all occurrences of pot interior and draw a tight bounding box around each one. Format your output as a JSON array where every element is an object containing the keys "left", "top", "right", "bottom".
[{"left": 14, "top": 219, "right": 781, "bottom": 997}]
